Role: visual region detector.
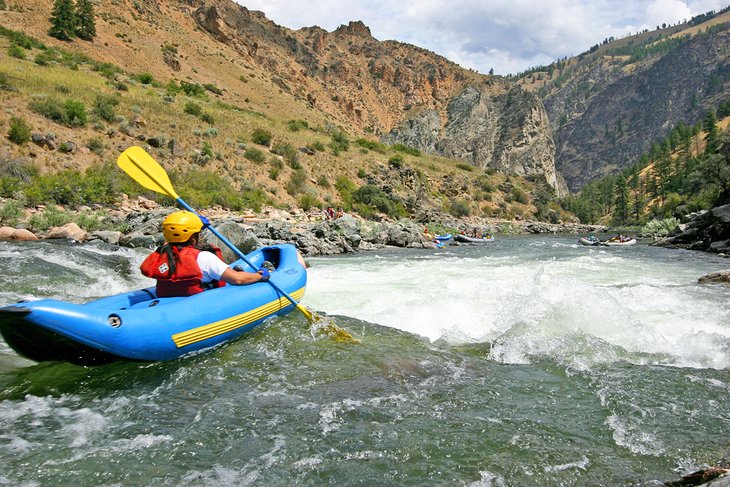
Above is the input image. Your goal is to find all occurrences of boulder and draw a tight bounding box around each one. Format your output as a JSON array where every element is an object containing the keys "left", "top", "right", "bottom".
[
  {"left": 12, "top": 228, "right": 38, "bottom": 240},
  {"left": 698, "top": 269, "right": 730, "bottom": 285},
  {"left": 0, "top": 226, "right": 15, "bottom": 239},
  {"left": 45, "top": 222, "right": 88, "bottom": 241}
]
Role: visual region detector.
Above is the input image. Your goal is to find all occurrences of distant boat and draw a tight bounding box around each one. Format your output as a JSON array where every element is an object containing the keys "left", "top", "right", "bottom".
[
  {"left": 601, "top": 236, "right": 637, "bottom": 246},
  {"left": 454, "top": 234, "right": 495, "bottom": 244},
  {"left": 578, "top": 235, "right": 601, "bottom": 246},
  {"left": 434, "top": 234, "right": 452, "bottom": 242}
]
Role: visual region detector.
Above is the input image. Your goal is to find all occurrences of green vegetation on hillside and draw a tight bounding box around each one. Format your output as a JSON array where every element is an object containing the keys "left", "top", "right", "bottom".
[{"left": 563, "top": 102, "right": 730, "bottom": 225}]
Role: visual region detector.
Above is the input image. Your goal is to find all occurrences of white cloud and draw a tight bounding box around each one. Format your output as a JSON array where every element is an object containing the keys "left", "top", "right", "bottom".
[{"left": 237, "top": 1, "right": 726, "bottom": 75}]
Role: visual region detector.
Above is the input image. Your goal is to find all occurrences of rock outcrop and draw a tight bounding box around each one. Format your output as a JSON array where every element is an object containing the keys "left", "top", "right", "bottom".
[
  {"left": 654, "top": 203, "right": 730, "bottom": 254},
  {"left": 541, "top": 24, "right": 730, "bottom": 191},
  {"left": 190, "top": 0, "right": 564, "bottom": 195}
]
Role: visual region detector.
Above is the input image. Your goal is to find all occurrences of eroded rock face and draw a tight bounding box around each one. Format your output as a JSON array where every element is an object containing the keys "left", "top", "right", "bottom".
[
  {"left": 383, "top": 84, "right": 565, "bottom": 196},
  {"left": 192, "top": 0, "right": 565, "bottom": 196}
]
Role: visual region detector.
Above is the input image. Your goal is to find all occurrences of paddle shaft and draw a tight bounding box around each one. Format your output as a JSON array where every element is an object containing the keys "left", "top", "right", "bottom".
[{"left": 175, "top": 199, "right": 313, "bottom": 321}]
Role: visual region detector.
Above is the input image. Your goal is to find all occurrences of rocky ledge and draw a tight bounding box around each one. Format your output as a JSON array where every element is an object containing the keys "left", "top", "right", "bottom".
[{"left": 0, "top": 197, "right": 606, "bottom": 257}]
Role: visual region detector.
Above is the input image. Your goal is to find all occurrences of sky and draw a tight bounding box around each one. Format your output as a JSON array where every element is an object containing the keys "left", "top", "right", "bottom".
[{"left": 237, "top": 0, "right": 727, "bottom": 75}]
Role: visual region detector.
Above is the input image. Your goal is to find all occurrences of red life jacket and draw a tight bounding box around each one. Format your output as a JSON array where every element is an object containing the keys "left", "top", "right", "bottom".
[{"left": 140, "top": 244, "right": 226, "bottom": 298}]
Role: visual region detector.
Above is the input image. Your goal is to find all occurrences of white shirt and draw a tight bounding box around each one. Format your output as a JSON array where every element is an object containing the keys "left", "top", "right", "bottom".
[{"left": 197, "top": 251, "right": 231, "bottom": 283}]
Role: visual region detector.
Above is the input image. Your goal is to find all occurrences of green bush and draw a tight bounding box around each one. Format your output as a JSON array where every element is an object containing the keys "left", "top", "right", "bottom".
[
  {"left": 8, "top": 116, "right": 31, "bottom": 144},
  {"left": 388, "top": 154, "right": 404, "bottom": 169},
  {"left": 200, "top": 112, "right": 215, "bottom": 125},
  {"left": 7, "top": 44, "right": 25, "bottom": 59},
  {"left": 86, "top": 137, "right": 105, "bottom": 155},
  {"left": 251, "top": 128, "right": 272, "bottom": 147},
  {"left": 184, "top": 101, "right": 202, "bottom": 116},
  {"left": 392, "top": 143, "right": 421, "bottom": 156},
  {"left": 456, "top": 162, "right": 474, "bottom": 172},
  {"left": 287, "top": 119, "right": 309, "bottom": 132},
  {"left": 0, "top": 199, "right": 23, "bottom": 226},
  {"left": 450, "top": 198, "right": 471, "bottom": 217},
  {"left": 28, "top": 206, "right": 73, "bottom": 232},
  {"left": 335, "top": 175, "right": 356, "bottom": 207},
  {"left": 355, "top": 138, "right": 387, "bottom": 154},
  {"left": 136, "top": 72, "right": 154, "bottom": 84},
  {"left": 92, "top": 94, "right": 119, "bottom": 123},
  {"left": 329, "top": 129, "right": 349, "bottom": 155},
  {"left": 28, "top": 96, "right": 87, "bottom": 127},
  {"left": 203, "top": 83, "right": 223, "bottom": 95},
  {"left": 352, "top": 184, "right": 403, "bottom": 217},
  {"left": 244, "top": 147, "right": 266, "bottom": 163},
  {"left": 286, "top": 169, "right": 308, "bottom": 196},
  {"left": 511, "top": 186, "right": 529, "bottom": 204},
  {"left": 298, "top": 192, "right": 321, "bottom": 211}
]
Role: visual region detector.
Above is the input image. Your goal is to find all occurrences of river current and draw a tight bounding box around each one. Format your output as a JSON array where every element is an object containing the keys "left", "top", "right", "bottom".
[{"left": 0, "top": 235, "right": 728, "bottom": 486}]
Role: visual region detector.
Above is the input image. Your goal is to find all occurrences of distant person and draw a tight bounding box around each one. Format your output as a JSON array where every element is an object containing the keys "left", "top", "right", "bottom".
[
  {"left": 140, "top": 211, "right": 269, "bottom": 298},
  {"left": 326, "top": 206, "right": 335, "bottom": 220},
  {"left": 336, "top": 207, "right": 344, "bottom": 219}
]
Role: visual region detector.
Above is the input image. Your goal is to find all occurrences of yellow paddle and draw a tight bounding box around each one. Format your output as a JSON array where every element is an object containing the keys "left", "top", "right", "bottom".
[{"left": 117, "top": 146, "right": 356, "bottom": 342}]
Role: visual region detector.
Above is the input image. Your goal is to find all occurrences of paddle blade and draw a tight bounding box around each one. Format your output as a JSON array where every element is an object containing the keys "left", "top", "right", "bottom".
[{"left": 117, "top": 146, "right": 179, "bottom": 199}]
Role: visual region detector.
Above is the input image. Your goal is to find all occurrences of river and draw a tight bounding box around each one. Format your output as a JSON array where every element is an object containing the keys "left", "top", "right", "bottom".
[{"left": 0, "top": 235, "right": 728, "bottom": 486}]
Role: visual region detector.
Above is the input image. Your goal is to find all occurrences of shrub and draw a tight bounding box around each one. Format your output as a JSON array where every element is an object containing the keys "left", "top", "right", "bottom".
[
  {"left": 28, "top": 206, "right": 73, "bottom": 232},
  {"left": 200, "top": 112, "right": 215, "bottom": 125},
  {"left": 287, "top": 119, "right": 309, "bottom": 132},
  {"left": 286, "top": 169, "right": 308, "bottom": 196},
  {"left": 179, "top": 81, "right": 206, "bottom": 98},
  {"left": 352, "top": 184, "right": 402, "bottom": 217},
  {"left": 388, "top": 154, "right": 404, "bottom": 169},
  {"left": 355, "top": 138, "right": 387, "bottom": 154},
  {"left": 8, "top": 116, "right": 31, "bottom": 144},
  {"left": 7, "top": 44, "right": 25, "bottom": 59},
  {"left": 329, "top": 129, "right": 349, "bottom": 155},
  {"left": 450, "top": 198, "right": 471, "bottom": 217},
  {"left": 203, "top": 83, "right": 223, "bottom": 95},
  {"left": 0, "top": 199, "right": 23, "bottom": 226},
  {"left": 92, "top": 94, "right": 119, "bottom": 123},
  {"left": 251, "top": 128, "right": 272, "bottom": 147},
  {"left": 392, "top": 143, "right": 421, "bottom": 156},
  {"left": 298, "top": 192, "right": 321, "bottom": 211},
  {"left": 511, "top": 185, "right": 529, "bottom": 204},
  {"left": 456, "top": 162, "right": 474, "bottom": 172},
  {"left": 184, "top": 101, "right": 202, "bottom": 116},
  {"left": 86, "top": 137, "right": 105, "bottom": 154},
  {"left": 317, "top": 175, "right": 330, "bottom": 188},
  {"left": 136, "top": 72, "right": 154, "bottom": 84},
  {"left": 641, "top": 217, "right": 679, "bottom": 237},
  {"left": 244, "top": 147, "right": 266, "bottom": 163}
]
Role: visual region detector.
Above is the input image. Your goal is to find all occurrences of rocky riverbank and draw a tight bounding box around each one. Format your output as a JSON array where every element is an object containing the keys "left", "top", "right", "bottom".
[{"left": 0, "top": 196, "right": 607, "bottom": 257}]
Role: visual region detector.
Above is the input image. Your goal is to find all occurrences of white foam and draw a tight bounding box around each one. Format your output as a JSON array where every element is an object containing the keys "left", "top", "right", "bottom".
[{"left": 306, "top": 244, "right": 730, "bottom": 370}]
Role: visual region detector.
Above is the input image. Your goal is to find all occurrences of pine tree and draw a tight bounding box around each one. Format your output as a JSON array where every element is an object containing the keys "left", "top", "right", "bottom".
[
  {"left": 75, "top": 0, "right": 96, "bottom": 41},
  {"left": 48, "top": 0, "right": 76, "bottom": 41}
]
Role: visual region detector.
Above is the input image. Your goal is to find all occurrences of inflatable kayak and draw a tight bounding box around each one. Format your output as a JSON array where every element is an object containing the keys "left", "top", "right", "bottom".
[
  {"left": 454, "top": 234, "right": 495, "bottom": 243},
  {"left": 601, "top": 238, "right": 637, "bottom": 246},
  {"left": 579, "top": 236, "right": 601, "bottom": 246},
  {"left": 0, "top": 244, "right": 306, "bottom": 365},
  {"left": 434, "top": 234, "right": 452, "bottom": 242}
]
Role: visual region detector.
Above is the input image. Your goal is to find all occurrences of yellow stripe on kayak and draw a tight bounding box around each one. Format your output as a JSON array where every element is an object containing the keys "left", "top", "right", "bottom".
[{"left": 171, "top": 288, "right": 306, "bottom": 348}]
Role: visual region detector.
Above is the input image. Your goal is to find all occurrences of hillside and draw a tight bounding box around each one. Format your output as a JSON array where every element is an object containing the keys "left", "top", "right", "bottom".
[
  {"left": 517, "top": 8, "right": 730, "bottom": 192},
  {"left": 0, "top": 0, "right": 568, "bottom": 226}
]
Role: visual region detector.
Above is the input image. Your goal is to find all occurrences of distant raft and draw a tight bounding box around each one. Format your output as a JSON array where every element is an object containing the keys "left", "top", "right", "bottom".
[
  {"left": 601, "top": 237, "right": 637, "bottom": 246},
  {"left": 579, "top": 235, "right": 601, "bottom": 246},
  {"left": 0, "top": 244, "right": 306, "bottom": 366},
  {"left": 454, "top": 234, "right": 495, "bottom": 244}
]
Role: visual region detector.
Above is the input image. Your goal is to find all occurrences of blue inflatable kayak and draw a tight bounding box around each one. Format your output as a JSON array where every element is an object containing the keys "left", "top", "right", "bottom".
[{"left": 0, "top": 244, "right": 306, "bottom": 365}]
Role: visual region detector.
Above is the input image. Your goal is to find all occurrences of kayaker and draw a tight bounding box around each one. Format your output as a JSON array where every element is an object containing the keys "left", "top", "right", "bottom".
[{"left": 140, "top": 211, "right": 270, "bottom": 298}]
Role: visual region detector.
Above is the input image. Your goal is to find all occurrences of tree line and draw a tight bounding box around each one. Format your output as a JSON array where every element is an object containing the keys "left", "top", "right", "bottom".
[
  {"left": 49, "top": 0, "right": 96, "bottom": 41},
  {"left": 563, "top": 100, "right": 730, "bottom": 226}
]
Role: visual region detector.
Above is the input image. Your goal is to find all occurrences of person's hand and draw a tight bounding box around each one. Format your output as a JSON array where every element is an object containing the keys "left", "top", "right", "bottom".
[
  {"left": 199, "top": 215, "right": 211, "bottom": 228},
  {"left": 257, "top": 267, "right": 270, "bottom": 282}
]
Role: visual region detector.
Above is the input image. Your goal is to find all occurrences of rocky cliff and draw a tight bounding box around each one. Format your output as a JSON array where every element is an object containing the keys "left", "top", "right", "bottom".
[
  {"left": 535, "top": 14, "right": 730, "bottom": 191},
  {"left": 191, "top": 0, "right": 565, "bottom": 195}
]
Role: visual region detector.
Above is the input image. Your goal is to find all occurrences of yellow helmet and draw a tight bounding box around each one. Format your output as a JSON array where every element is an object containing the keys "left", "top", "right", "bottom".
[{"left": 162, "top": 211, "right": 203, "bottom": 243}]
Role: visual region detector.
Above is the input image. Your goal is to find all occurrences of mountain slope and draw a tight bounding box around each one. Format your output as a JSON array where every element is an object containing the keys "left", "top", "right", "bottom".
[{"left": 526, "top": 9, "right": 730, "bottom": 192}]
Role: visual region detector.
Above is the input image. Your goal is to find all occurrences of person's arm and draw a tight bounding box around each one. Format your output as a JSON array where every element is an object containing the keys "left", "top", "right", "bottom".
[{"left": 219, "top": 267, "right": 267, "bottom": 285}]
